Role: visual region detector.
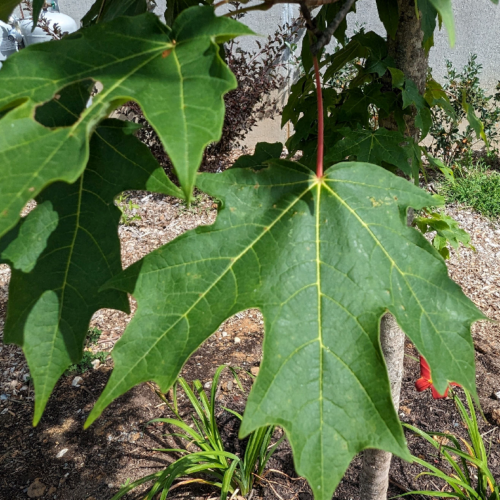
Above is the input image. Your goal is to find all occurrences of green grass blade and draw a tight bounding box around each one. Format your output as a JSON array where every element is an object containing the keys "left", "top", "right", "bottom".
[
  {"left": 393, "top": 491, "right": 468, "bottom": 498},
  {"left": 148, "top": 418, "right": 204, "bottom": 444},
  {"left": 261, "top": 434, "right": 286, "bottom": 474},
  {"left": 222, "top": 406, "right": 243, "bottom": 421},
  {"left": 411, "top": 456, "right": 481, "bottom": 498},
  {"left": 193, "top": 379, "right": 212, "bottom": 416},
  {"left": 111, "top": 472, "right": 165, "bottom": 499},
  {"left": 178, "top": 378, "right": 211, "bottom": 429},
  {"left": 220, "top": 459, "right": 240, "bottom": 500},
  {"left": 228, "top": 366, "right": 244, "bottom": 391}
]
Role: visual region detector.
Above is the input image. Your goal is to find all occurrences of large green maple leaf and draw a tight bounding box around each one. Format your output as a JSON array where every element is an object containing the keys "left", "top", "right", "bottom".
[
  {"left": 0, "top": 7, "right": 252, "bottom": 238},
  {"left": 0, "top": 119, "right": 182, "bottom": 424},
  {"left": 82, "top": 0, "right": 148, "bottom": 27},
  {"left": 325, "top": 127, "right": 414, "bottom": 175},
  {"left": 87, "top": 146, "right": 482, "bottom": 498},
  {"left": 0, "top": 0, "right": 19, "bottom": 21}
]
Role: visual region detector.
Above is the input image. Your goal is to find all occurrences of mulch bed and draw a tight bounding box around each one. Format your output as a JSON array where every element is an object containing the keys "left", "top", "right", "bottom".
[{"left": 1, "top": 182, "right": 499, "bottom": 500}]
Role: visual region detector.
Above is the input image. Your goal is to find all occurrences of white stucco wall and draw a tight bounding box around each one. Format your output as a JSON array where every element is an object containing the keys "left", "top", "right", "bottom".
[{"left": 349, "top": 0, "right": 500, "bottom": 89}]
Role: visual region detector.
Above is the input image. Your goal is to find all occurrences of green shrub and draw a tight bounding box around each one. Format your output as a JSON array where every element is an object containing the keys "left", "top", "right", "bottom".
[
  {"left": 441, "top": 158, "right": 500, "bottom": 218},
  {"left": 428, "top": 54, "right": 500, "bottom": 166}
]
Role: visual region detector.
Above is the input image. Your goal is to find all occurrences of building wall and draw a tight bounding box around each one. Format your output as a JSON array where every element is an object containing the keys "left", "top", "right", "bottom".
[{"left": 349, "top": 0, "right": 500, "bottom": 89}]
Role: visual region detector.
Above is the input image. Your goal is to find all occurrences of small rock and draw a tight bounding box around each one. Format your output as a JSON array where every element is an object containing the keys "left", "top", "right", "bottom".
[
  {"left": 495, "top": 391, "right": 500, "bottom": 400},
  {"left": 108, "top": 483, "right": 114, "bottom": 488},
  {"left": 47, "top": 486, "right": 57, "bottom": 496},
  {"left": 91, "top": 359, "right": 101, "bottom": 370},
  {"left": 128, "top": 432, "right": 141, "bottom": 443},
  {"left": 400, "top": 405, "right": 411, "bottom": 415},
  {"left": 250, "top": 366, "right": 260, "bottom": 376},
  {"left": 27, "top": 479, "right": 46, "bottom": 498},
  {"left": 56, "top": 448, "right": 68, "bottom": 458},
  {"left": 222, "top": 380, "right": 233, "bottom": 392},
  {"left": 222, "top": 331, "right": 228, "bottom": 337},
  {"left": 0, "top": 394, "right": 8, "bottom": 400},
  {"left": 234, "top": 337, "right": 241, "bottom": 344},
  {"left": 204, "top": 381, "right": 212, "bottom": 389},
  {"left": 20, "top": 385, "right": 28, "bottom": 391},
  {"left": 492, "top": 408, "right": 500, "bottom": 426},
  {"left": 72, "top": 376, "right": 83, "bottom": 387}
]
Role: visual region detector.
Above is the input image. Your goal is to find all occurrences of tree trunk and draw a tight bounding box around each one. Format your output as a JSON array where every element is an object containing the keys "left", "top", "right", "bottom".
[
  {"left": 359, "top": 315, "right": 406, "bottom": 498},
  {"left": 359, "top": 0, "right": 428, "bottom": 498}
]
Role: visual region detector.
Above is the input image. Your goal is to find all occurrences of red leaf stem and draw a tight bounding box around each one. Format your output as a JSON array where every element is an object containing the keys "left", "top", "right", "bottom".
[{"left": 313, "top": 56, "right": 324, "bottom": 178}]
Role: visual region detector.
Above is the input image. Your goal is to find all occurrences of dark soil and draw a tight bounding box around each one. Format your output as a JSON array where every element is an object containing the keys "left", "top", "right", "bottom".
[{"left": 1, "top": 309, "right": 499, "bottom": 500}]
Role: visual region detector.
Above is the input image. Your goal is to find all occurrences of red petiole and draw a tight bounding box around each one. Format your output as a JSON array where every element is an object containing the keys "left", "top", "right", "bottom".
[{"left": 313, "top": 55, "right": 324, "bottom": 178}]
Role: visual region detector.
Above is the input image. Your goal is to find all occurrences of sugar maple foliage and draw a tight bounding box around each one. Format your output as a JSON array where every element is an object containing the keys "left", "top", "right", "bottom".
[{"left": 0, "top": 0, "right": 492, "bottom": 498}]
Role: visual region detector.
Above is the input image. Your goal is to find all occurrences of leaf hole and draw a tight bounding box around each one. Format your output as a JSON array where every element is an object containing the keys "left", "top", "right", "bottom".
[{"left": 34, "top": 79, "right": 95, "bottom": 128}]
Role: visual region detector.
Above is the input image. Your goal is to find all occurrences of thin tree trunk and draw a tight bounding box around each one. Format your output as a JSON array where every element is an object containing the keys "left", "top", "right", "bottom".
[
  {"left": 359, "top": 0, "right": 428, "bottom": 498},
  {"left": 359, "top": 315, "right": 406, "bottom": 498}
]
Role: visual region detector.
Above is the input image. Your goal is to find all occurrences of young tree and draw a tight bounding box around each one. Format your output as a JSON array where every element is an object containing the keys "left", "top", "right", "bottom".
[
  {"left": 0, "top": 0, "right": 491, "bottom": 498},
  {"left": 360, "top": 1, "right": 429, "bottom": 497}
]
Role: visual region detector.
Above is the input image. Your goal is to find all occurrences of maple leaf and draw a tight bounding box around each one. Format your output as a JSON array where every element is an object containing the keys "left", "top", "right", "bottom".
[
  {"left": 0, "top": 119, "right": 182, "bottom": 423},
  {"left": 0, "top": 7, "right": 252, "bottom": 238},
  {"left": 0, "top": 0, "right": 19, "bottom": 21},
  {"left": 87, "top": 145, "right": 482, "bottom": 499},
  {"left": 325, "top": 127, "right": 414, "bottom": 175}
]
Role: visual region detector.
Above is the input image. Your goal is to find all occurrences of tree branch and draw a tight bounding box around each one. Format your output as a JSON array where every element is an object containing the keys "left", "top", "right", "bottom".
[
  {"left": 310, "top": 0, "right": 356, "bottom": 54},
  {"left": 218, "top": 0, "right": 343, "bottom": 14},
  {"left": 299, "top": 2, "right": 318, "bottom": 34}
]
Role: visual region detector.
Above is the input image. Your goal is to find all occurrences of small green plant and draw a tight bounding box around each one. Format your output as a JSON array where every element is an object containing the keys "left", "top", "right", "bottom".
[
  {"left": 115, "top": 193, "right": 141, "bottom": 225},
  {"left": 113, "top": 365, "right": 284, "bottom": 499},
  {"left": 67, "top": 327, "right": 108, "bottom": 373},
  {"left": 86, "top": 326, "right": 103, "bottom": 344},
  {"left": 178, "top": 192, "right": 206, "bottom": 215},
  {"left": 440, "top": 157, "right": 500, "bottom": 219},
  {"left": 401, "top": 389, "right": 499, "bottom": 500},
  {"left": 68, "top": 351, "right": 107, "bottom": 373},
  {"left": 414, "top": 209, "right": 475, "bottom": 259},
  {"left": 428, "top": 54, "right": 500, "bottom": 166}
]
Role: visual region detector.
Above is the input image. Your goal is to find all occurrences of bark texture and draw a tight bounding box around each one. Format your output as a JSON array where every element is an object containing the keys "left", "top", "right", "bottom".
[
  {"left": 359, "top": 0, "right": 428, "bottom": 497},
  {"left": 359, "top": 311, "right": 408, "bottom": 498}
]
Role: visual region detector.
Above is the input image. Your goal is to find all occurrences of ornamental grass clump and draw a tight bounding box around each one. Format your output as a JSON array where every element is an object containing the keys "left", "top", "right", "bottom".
[
  {"left": 113, "top": 365, "right": 284, "bottom": 499},
  {"left": 402, "top": 389, "right": 499, "bottom": 500}
]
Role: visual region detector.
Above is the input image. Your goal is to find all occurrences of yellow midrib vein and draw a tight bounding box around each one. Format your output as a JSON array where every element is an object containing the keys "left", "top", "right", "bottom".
[{"left": 315, "top": 181, "right": 325, "bottom": 493}]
